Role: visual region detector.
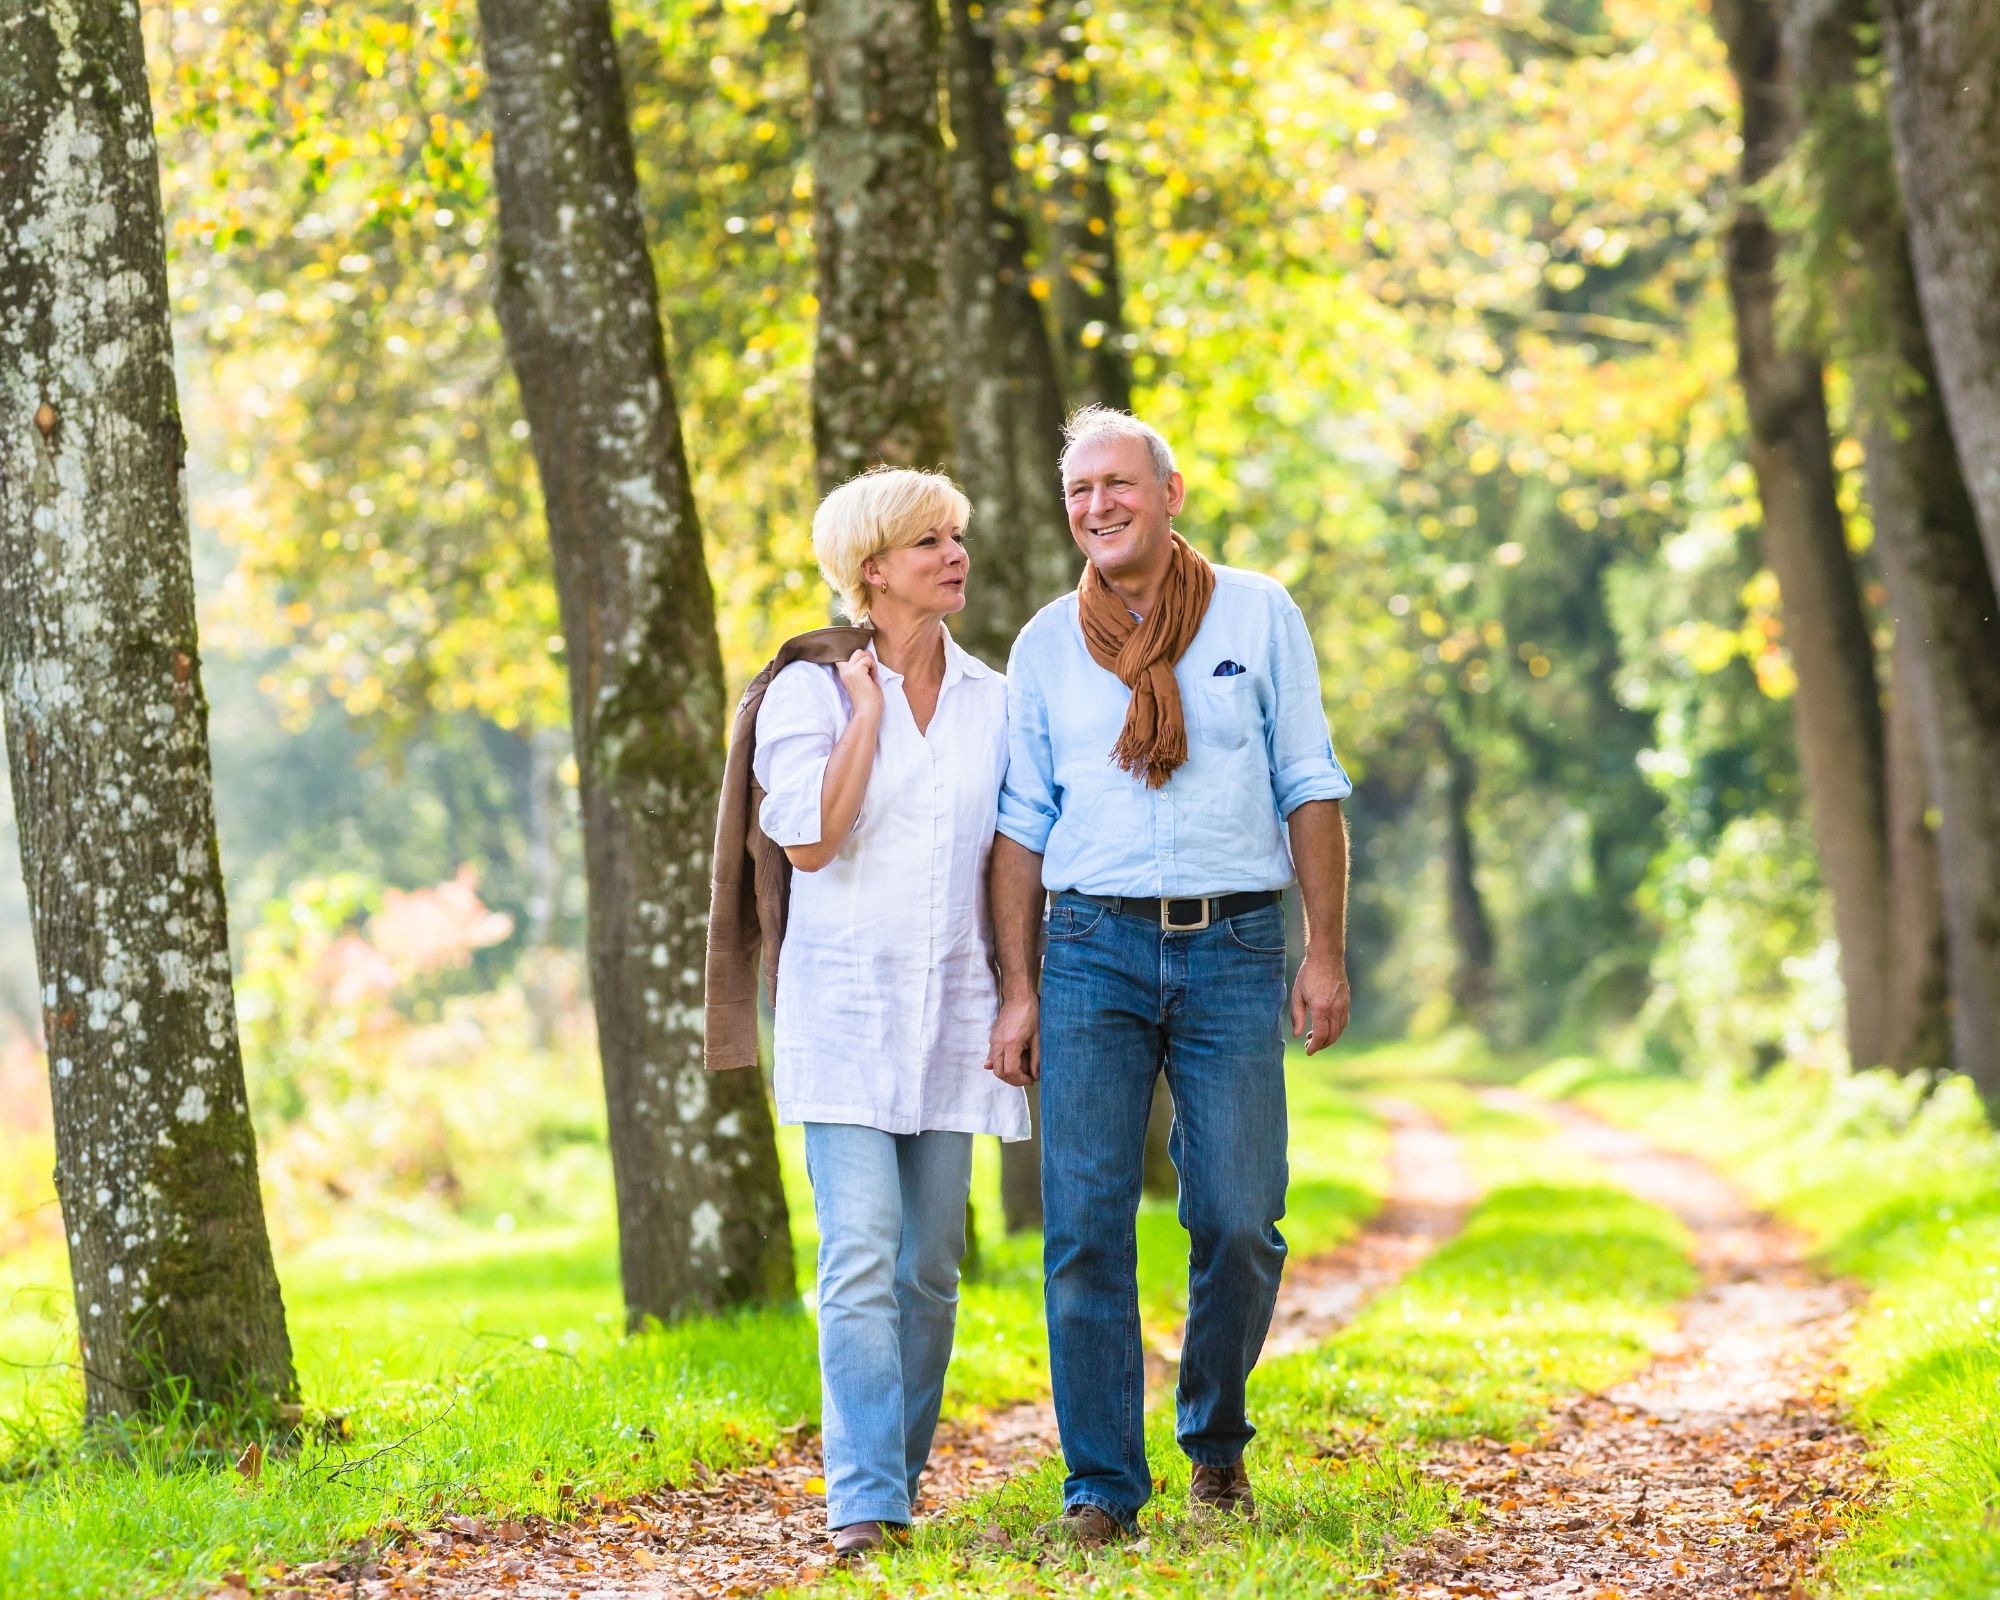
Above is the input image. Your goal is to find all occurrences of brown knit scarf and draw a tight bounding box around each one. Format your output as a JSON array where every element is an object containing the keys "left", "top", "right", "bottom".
[{"left": 1077, "top": 531, "right": 1217, "bottom": 788}]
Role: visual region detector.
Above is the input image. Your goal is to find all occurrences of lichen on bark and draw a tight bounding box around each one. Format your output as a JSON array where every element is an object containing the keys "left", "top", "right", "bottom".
[
  {"left": 478, "top": 0, "right": 794, "bottom": 1323},
  {"left": 0, "top": 0, "right": 295, "bottom": 1420},
  {"left": 804, "top": 0, "right": 955, "bottom": 493}
]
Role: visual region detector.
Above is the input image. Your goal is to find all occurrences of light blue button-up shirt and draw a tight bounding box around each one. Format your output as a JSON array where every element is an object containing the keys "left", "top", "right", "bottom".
[{"left": 996, "top": 565, "right": 1352, "bottom": 895}]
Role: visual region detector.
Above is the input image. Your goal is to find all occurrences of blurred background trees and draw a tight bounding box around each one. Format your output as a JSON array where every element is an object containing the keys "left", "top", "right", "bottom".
[{"left": 5, "top": 0, "right": 1998, "bottom": 1333}]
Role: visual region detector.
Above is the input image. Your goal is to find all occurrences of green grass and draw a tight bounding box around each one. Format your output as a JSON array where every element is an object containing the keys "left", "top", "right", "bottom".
[
  {"left": 1532, "top": 1057, "right": 2000, "bottom": 1600},
  {"left": 797, "top": 1049, "right": 1698, "bottom": 1598},
  {"left": 0, "top": 1057, "right": 1381, "bottom": 1600}
]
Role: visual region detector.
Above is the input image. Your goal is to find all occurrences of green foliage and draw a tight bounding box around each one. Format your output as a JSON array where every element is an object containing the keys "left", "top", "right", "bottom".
[
  {"left": 128, "top": 0, "right": 1831, "bottom": 1065},
  {"left": 1633, "top": 814, "right": 1840, "bottom": 1078}
]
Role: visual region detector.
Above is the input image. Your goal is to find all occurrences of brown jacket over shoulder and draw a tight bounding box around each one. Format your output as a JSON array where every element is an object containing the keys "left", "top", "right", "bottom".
[{"left": 704, "top": 625, "right": 874, "bottom": 1070}]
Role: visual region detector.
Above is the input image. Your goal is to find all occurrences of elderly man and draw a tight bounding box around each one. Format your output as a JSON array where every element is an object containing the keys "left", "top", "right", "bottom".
[{"left": 985, "top": 405, "right": 1352, "bottom": 1544}]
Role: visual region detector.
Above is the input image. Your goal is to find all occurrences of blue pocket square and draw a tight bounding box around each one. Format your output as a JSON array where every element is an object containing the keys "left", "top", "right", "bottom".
[{"left": 1212, "top": 660, "right": 1246, "bottom": 677}]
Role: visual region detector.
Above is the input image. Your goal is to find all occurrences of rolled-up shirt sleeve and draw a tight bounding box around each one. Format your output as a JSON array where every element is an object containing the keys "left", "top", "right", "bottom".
[
  {"left": 996, "top": 634, "right": 1059, "bottom": 854},
  {"left": 754, "top": 662, "right": 841, "bottom": 848},
  {"left": 1267, "top": 595, "right": 1353, "bottom": 816}
]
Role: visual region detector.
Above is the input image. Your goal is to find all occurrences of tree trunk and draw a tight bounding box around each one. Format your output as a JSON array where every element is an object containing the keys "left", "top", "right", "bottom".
[
  {"left": 1140, "top": 1079, "right": 1177, "bottom": 1200},
  {"left": 1880, "top": 0, "right": 2000, "bottom": 583},
  {"left": 1870, "top": 440, "right": 2000, "bottom": 1097},
  {"left": 1442, "top": 734, "right": 1496, "bottom": 1023},
  {"left": 1863, "top": 383, "right": 2000, "bottom": 1094},
  {"left": 943, "top": 0, "right": 1078, "bottom": 667},
  {"left": 804, "top": 0, "right": 954, "bottom": 492},
  {"left": 941, "top": 0, "right": 1082, "bottom": 1222},
  {"left": 1789, "top": 0, "right": 2000, "bottom": 1094},
  {"left": 1713, "top": 0, "right": 1893, "bottom": 1071},
  {"left": 479, "top": 0, "right": 793, "bottom": 1324},
  {"left": 1042, "top": 3, "right": 1134, "bottom": 412},
  {"left": 522, "top": 722, "right": 569, "bottom": 1046},
  {"left": 0, "top": 3, "right": 295, "bottom": 1420},
  {"left": 1880, "top": 620, "right": 1950, "bottom": 1075},
  {"left": 1000, "top": 1082, "right": 1044, "bottom": 1232}
]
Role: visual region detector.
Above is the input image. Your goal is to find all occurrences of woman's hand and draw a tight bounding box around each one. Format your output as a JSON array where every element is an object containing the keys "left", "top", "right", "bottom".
[
  {"left": 786, "top": 655, "right": 883, "bottom": 872},
  {"left": 836, "top": 649, "right": 884, "bottom": 723}
]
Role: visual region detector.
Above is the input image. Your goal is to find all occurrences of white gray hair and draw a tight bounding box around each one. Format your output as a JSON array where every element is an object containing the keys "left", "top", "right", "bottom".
[{"left": 1058, "top": 404, "right": 1177, "bottom": 485}]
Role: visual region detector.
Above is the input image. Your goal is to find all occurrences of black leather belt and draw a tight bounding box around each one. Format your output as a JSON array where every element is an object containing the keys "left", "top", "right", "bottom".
[{"left": 1056, "top": 889, "right": 1281, "bottom": 932}]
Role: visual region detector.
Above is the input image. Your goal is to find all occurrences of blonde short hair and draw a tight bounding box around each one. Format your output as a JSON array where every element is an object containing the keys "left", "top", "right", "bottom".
[{"left": 812, "top": 466, "right": 973, "bottom": 621}]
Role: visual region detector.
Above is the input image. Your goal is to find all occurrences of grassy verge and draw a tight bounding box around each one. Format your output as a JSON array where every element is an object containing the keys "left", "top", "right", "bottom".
[
  {"left": 801, "top": 1050, "right": 1698, "bottom": 1598},
  {"left": 1528, "top": 1057, "right": 2000, "bottom": 1600},
  {"left": 0, "top": 1059, "right": 1379, "bottom": 1600}
]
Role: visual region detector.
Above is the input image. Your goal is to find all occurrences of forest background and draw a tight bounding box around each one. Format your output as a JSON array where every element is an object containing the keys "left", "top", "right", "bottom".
[{"left": 5, "top": 0, "right": 2000, "bottom": 1505}]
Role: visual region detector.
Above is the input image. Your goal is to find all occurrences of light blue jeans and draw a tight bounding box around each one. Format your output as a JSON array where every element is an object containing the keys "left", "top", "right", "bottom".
[{"left": 804, "top": 1122, "right": 973, "bottom": 1529}]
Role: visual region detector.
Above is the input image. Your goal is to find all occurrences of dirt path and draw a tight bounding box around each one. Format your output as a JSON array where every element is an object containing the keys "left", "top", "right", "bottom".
[
  {"left": 1390, "top": 1092, "right": 1874, "bottom": 1600},
  {"left": 261, "top": 1101, "right": 1470, "bottom": 1600}
]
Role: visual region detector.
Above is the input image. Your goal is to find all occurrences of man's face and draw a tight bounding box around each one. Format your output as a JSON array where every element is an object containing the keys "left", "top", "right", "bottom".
[{"left": 1062, "top": 435, "right": 1185, "bottom": 584}]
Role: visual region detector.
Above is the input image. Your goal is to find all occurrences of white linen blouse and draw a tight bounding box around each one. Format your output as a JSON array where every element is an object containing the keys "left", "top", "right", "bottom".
[{"left": 753, "top": 629, "right": 1031, "bottom": 1142}]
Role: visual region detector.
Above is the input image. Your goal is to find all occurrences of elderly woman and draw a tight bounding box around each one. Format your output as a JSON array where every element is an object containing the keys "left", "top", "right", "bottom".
[{"left": 753, "top": 466, "right": 1030, "bottom": 1560}]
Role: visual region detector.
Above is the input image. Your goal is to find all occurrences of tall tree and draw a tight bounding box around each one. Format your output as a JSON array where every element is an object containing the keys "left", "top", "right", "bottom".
[
  {"left": 0, "top": 0, "right": 295, "bottom": 1419},
  {"left": 1713, "top": 0, "right": 1896, "bottom": 1071},
  {"left": 943, "top": 0, "right": 1077, "bottom": 667},
  {"left": 996, "top": 3, "right": 1182, "bottom": 1197},
  {"left": 1877, "top": 0, "right": 2000, "bottom": 583},
  {"left": 1880, "top": 630, "right": 1949, "bottom": 1075},
  {"left": 1040, "top": 3, "right": 1134, "bottom": 412},
  {"left": 478, "top": 0, "right": 793, "bottom": 1323},
  {"left": 942, "top": 0, "right": 1079, "bottom": 1232},
  {"left": 1441, "top": 728, "right": 1497, "bottom": 1023},
  {"left": 1787, "top": 0, "right": 2000, "bottom": 1093},
  {"left": 805, "top": 0, "right": 954, "bottom": 489}
]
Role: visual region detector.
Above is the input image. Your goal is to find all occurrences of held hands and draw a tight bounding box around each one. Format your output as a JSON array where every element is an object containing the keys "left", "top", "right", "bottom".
[
  {"left": 1291, "top": 946, "right": 1351, "bottom": 1057},
  {"left": 985, "top": 994, "right": 1041, "bottom": 1086},
  {"left": 836, "top": 649, "right": 884, "bottom": 721}
]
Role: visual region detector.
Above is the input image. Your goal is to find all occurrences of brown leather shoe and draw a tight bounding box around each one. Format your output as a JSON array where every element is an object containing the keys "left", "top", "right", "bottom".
[
  {"left": 831, "top": 1520, "right": 888, "bottom": 1561},
  {"left": 1189, "top": 1460, "right": 1255, "bottom": 1519},
  {"left": 1033, "top": 1503, "right": 1131, "bottom": 1547}
]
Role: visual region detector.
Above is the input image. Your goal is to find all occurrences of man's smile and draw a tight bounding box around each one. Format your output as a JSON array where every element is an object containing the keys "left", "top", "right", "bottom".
[{"left": 1088, "top": 520, "right": 1133, "bottom": 538}]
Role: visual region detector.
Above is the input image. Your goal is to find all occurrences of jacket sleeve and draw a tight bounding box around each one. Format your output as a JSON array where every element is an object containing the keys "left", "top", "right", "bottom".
[{"left": 753, "top": 662, "right": 844, "bottom": 847}]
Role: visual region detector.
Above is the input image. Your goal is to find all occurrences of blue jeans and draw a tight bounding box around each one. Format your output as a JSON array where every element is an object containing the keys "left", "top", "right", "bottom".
[
  {"left": 804, "top": 1123, "right": 973, "bottom": 1529},
  {"left": 1039, "top": 893, "right": 1291, "bottom": 1527}
]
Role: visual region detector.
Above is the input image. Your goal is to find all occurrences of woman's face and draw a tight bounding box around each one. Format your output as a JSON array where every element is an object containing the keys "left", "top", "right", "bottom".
[{"left": 865, "top": 522, "right": 970, "bottom": 616}]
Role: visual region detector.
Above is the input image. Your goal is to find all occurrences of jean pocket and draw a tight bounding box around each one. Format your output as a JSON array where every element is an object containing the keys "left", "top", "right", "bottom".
[
  {"left": 1045, "top": 901, "right": 1107, "bottom": 941},
  {"left": 1224, "top": 906, "right": 1287, "bottom": 955}
]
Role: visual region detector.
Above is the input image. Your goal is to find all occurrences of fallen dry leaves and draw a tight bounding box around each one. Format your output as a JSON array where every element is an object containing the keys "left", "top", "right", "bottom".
[
  {"left": 1386, "top": 1096, "right": 1876, "bottom": 1600},
  {"left": 230, "top": 1102, "right": 1469, "bottom": 1600}
]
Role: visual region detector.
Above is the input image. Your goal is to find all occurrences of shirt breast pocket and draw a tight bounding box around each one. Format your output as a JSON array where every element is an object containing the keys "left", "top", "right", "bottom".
[{"left": 1192, "top": 675, "right": 1257, "bottom": 751}]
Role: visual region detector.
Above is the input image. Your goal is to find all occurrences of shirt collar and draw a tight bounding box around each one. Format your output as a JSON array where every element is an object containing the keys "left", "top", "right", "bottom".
[
  {"left": 944, "top": 629, "right": 991, "bottom": 682},
  {"left": 868, "top": 624, "right": 990, "bottom": 687}
]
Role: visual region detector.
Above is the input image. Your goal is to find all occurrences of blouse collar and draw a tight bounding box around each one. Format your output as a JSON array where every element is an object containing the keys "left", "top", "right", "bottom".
[{"left": 868, "top": 623, "right": 991, "bottom": 688}]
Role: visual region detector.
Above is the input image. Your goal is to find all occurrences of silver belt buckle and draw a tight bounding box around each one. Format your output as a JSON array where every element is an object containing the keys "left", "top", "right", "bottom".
[{"left": 1161, "top": 896, "right": 1211, "bottom": 932}]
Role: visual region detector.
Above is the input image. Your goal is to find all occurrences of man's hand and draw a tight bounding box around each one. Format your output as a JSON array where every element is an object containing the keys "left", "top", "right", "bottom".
[
  {"left": 1290, "top": 948, "right": 1350, "bottom": 1056},
  {"left": 986, "top": 993, "right": 1041, "bottom": 1085},
  {"left": 1285, "top": 799, "right": 1350, "bottom": 1056}
]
